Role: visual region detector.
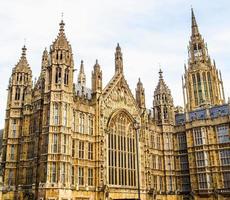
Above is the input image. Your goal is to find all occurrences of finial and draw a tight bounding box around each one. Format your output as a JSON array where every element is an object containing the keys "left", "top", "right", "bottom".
[
  {"left": 159, "top": 69, "right": 163, "bottom": 79},
  {"left": 116, "top": 43, "right": 121, "bottom": 51},
  {"left": 81, "top": 60, "right": 84, "bottom": 65},
  {"left": 43, "top": 47, "right": 48, "bottom": 53},
  {"left": 95, "top": 59, "right": 99, "bottom": 65},
  {"left": 59, "top": 13, "right": 65, "bottom": 33},
  {"left": 94, "top": 59, "right": 100, "bottom": 69},
  {"left": 137, "top": 77, "right": 143, "bottom": 88},
  {"left": 22, "top": 45, "right": 27, "bottom": 57}
]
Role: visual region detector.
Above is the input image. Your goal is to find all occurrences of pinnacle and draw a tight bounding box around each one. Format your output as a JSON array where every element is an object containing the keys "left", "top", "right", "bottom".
[
  {"left": 43, "top": 47, "right": 48, "bottom": 55},
  {"left": 137, "top": 77, "right": 143, "bottom": 88},
  {"left": 159, "top": 69, "right": 163, "bottom": 79},
  {"left": 59, "top": 19, "right": 65, "bottom": 34},
  {"left": 95, "top": 59, "right": 100, "bottom": 66},
  {"left": 80, "top": 60, "right": 84, "bottom": 72}
]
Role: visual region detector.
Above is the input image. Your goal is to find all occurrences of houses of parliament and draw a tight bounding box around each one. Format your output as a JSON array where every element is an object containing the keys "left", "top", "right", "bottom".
[{"left": 0, "top": 9, "right": 229, "bottom": 200}]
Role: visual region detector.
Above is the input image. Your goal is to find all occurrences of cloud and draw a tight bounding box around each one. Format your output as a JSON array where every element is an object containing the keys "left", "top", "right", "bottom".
[{"left": 0, "top": 0, "right": 230, "bottom": 127}]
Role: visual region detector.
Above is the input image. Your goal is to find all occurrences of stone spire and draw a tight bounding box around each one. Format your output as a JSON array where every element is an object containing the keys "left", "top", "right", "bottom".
[
  {"left": 115, "top": 43, "right": 123, "bottom": 74},
  {"left": 78, "top": 60, "right": 86, "bottom": 86},
  {"left": 191, "top": 8, "right": 200, "bottom": 37},
  {"left": 188, "top": 8, "right": 210, "bottom": 65}
]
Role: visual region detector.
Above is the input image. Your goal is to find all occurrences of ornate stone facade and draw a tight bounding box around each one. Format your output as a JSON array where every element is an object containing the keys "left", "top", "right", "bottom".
[{"left": 1, "top": 9, "right": 230, "bottom": 200}]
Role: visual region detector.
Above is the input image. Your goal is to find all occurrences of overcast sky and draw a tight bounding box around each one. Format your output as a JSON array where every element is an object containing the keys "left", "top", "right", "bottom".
[{"left": 0, "top": 0, "right": 230, "bottom": 128}]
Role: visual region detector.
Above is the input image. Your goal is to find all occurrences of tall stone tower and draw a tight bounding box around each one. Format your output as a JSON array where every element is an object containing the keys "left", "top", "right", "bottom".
[
  {"left": 2, "top": 46, "right": 32, "bottom": 197},
  {"left": 37, "top": 19, "right": 74, "bottom": 196},
  {"left": 183, "top": 9, "right": 225, "bottom": 112},
  {"left": 153, "top": 69, "right": 176, "bottom": 193}
]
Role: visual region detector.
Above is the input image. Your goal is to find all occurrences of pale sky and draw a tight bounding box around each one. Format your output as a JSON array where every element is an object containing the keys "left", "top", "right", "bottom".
[{"left": 0, "top": 0, "right": 230, "bottom": 128}]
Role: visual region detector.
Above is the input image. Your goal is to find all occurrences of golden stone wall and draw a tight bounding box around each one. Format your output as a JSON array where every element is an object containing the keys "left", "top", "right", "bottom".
[{"left": 1, "top": 9, "right": 230, "bottom": 200}]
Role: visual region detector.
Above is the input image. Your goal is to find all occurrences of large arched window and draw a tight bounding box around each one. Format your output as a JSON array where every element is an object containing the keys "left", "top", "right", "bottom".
[{"left": 108, "top": 111, "right": 136, "bottom": 187}]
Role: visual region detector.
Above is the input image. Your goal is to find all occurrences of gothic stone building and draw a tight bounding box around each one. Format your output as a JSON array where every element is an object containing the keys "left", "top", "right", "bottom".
[{"left": 1, "top": 9, "right": 230, "bottom": 200}]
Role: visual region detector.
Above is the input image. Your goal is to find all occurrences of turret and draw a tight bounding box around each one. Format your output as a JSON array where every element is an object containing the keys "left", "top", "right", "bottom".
[
  {"left": 92, "top": 59, "right": 102, "bottom": 94},
  {"left": 153, "top": 69, "right": 174, "bottom": 124},
  {"left": 136, "top": 78, "right": 146, "bottom": 109},
  {"left": 8, "top": 45, "right": 32, "bottom": 107}
]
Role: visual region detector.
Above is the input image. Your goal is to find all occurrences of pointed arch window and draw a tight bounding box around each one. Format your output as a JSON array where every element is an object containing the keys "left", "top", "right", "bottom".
[
  {"left": 22, "top": 89, "right": 25, "bottom": 101},
  {"left": 207, "top": 72, "right": 213, "bottom": 103},
  {"left": 163, "top": 106, "right": 168, "bottom": 121},
  {"left": 15, "top": 87, "right": 20, "bottom": 100},
  {"left": 55, "top": 66, "right": 62, "bottom": 84},
  {"left": 53, "top": 103, "right": 59, "bottom": 125},
  {"left": 157, "top": 107, "right": 161, "bottom": 121},
  {"left": 51, "top": 162, "right": 57, "bottom": 183},
  {"left": 8, "top": 169, "right": 14, "bottom": 186},
  {"left": 64, "top": 68, "right": 69, "bottom": 85},
  {"left": 19, "top": 73, "right": 23, "bottom": 82},
  {"left": 16, "top": 73, "right": 19, "bottom": 82},
  {"left": 72, "top": 110, "right": 76, "bottom": 131},
  {"left": 12, "top": 119, "right": 17, "bottom": 137},
  {"left": 63, "top": 103, "right": 68, "bottom": 126},
  {"left": 197, "top": 73, "right": 203, "bottom": 103},
  {"left": 10, "top": 144, "right": 15, "bottom": 160},
  {"left": 88, "top": 115, "right": 94, "bottom": 135},
  {"left": 192, "top": 74, "right": 198, "bottom": 106},
  {"left": 52, "top": 133, "right": 58, "bottom": 153},
  {"left": 79, "top": 113, "right": 85, "bottom": 133},
  {"left": 202, "top": 72, "right": 208, "bottom": 100}
]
